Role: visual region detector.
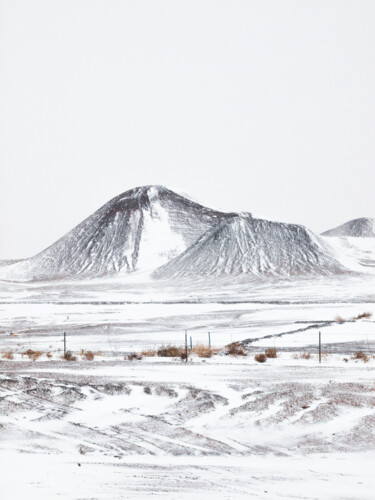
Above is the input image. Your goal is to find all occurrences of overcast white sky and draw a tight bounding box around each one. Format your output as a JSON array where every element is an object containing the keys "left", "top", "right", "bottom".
[{"left": 0, "top": 0, "right": 374, "bottom": 259}]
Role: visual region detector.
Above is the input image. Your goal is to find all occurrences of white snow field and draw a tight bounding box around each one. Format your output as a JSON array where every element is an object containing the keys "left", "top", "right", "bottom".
[
  {"left": 1, "top": 273, "right": 375, "bottom": 499},
  {"left": 0, "top": 187, "right": 374, "bottom": 498}
]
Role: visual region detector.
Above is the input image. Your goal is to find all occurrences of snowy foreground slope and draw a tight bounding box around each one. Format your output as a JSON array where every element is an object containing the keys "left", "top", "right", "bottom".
[
  {"left": 1, "top": 357, "right": 375, "bottom": 499},
  {"left": 0, "top": 185, "right": 369, "bottom": 282},
  {"left": 322, "top": 217, "right": 375, "bottom": 238}
]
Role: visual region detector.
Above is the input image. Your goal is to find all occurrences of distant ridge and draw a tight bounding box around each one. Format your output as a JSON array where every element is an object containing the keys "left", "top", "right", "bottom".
[
  {"left": 322, "top": 218, "right": 375, "bottom": 238},
  {"left": 153, "top": 214, "right": 345, "bottom": 279}
]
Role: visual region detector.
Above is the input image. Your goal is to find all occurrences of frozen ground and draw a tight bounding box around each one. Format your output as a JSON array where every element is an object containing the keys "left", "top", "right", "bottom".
[
  {"left": 1, "top": 274, "right": 375, "bottom": 498},
  {"left": 1, "top": 358, "right": 375, "bottom": 499}
]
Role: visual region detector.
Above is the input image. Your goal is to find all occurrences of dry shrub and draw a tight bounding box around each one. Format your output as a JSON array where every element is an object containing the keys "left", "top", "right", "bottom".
[
  {"left": 94, "top": 350, "right": 103, "bottom": 357},
  {"left": 335, "top": 315, "right": 345, "bottom": 323},
  {"left": 265, "top": 347, "right": 277, "bottom": 359},
  {"left": 83, "top": 350, "right": 94, "bottom": 361},
  {"left": 254, "top": 353, "right": 267, "bottom": 363},
  {"left": 192, "top": 343, "right": 220, "bottom": 358},
  {"left": 141, "top": 349, "right": 157, "bottom": 357},
  {"left": 63, "top": 351, "right": 77, "bottom": 361},
  {"left": 225, "top": 342, "right": 247, "bottom": 357},
  {"left": 293, "top": 352, "right": 311, "bottom": 360},
  {"left": 157, "top": 346, "right": 184, "bottom": 358},
  {"left": 21, "top": 349, "right": 33, "bottom": 358},
  {"left": 46, "top": 352, "right": 53, "bottom": 359},
  {"left": 354, "top": 312, "right": 372, "bottom": 320},
  {"left": 352, "top": 351, "right": 369, "bottom": 363},
  {"left": 22, "top": 349, "right": 43, "bottom": 361},
  {"left": 2, "top": 350, "right": 14, "bottom": 360},
  {"left": 125, "top": 352, "right": 142, "bottom": 361}
]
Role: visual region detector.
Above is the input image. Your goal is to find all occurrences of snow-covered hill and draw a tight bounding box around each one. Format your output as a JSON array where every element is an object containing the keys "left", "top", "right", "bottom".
[
  {"left": 153, "top": 214, "right": 345, "bottom": 279},
  {"left": 1, "top": 186, "right": 366, "bottom": 282},
  {"left": 0, "top": 186, "right": 228, "bottom": 281},
  {"left": 322, "top": 218, "right": 375, "bottom": 238}
]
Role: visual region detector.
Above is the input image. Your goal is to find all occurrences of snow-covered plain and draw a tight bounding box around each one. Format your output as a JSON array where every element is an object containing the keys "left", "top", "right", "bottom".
[{"left": 1, "top": 273, "right": 375, "bottom": 499}]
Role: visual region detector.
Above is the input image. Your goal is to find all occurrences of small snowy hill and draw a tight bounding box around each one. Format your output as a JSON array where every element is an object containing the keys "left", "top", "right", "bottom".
[
  {"left": 153, "top": 214, "right": 345, "bottom": 279},
  {"left": 322, "top": 218, "right": 375, "bottom": 238},
  {"left": 0, "top": 186, "right": 228, "bottom": 281}
]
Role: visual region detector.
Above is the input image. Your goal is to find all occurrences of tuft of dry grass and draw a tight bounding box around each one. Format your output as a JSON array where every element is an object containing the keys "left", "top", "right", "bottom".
[
  {"left": 335, "top": 315, "right": 345, "bottom": 323},
  {"left": 46, "top": 352, "right": 53, "bottom": 359},
  {"left": 22, "top": 349, "right": 43, "bottom": 361},
  {"left": 141, "top": 349, "right": 157, "bottom": 357},
  {"left": 191, "top": 343, "right": 220, "bottom": 358},
  {"left": 82, "top": 350, "right": 94, "bottom": 361},
  {"left": 265, "top": 347, "right": 277, "bottom": 359},
  {"left": 2, "top": 350, "right": 14, "bottom": 360},
  {"left": 254, "top": 353, "right": 267, "bottom": 363},
  {"left": 63, "top": 351, "right": 77, "bottom": 361},
  {"left": 354, "top": 312, "right": 372, "bottom": 320},
  {"left": 125, "top": 352, "right": 143, "bottom": 361},
  {"left": 352, "top": 351, "right": 369, "bottom": 363},
  {"left": 225, "top": 342, "right": 247, "bottom": 357},
  {"left": 157, "top": 346, "right": 184, "bottom": 358}
]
